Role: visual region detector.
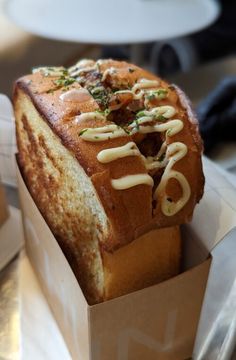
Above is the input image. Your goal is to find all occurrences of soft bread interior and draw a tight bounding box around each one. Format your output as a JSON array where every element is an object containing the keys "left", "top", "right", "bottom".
[
  {"left": 15, "top": 89, "right": 182, "bottom": 304},
  {"left": 103, "top": 226, "right": 181, "bottom": 300}
]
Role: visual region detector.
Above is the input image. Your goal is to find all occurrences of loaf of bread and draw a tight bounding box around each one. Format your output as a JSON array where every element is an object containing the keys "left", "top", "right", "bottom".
[{"left": 14, "top": 59, "right": 204, "bottom": 303}]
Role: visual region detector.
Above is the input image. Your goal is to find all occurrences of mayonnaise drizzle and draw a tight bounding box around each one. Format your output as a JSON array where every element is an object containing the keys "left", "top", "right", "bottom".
[
  {"left": 97, "top": 142, "right": 139, "bottom": 163},
  {"left": 68, "top": 59, "right": 96, "bottom": 77},
  {"left": 101, "top": 67, "right": 117, "bottom": 81},
  {"left": 32, "top": 66, "right": 65, "bottom": 77},
  {"left": 59, "top": 88, "right": 91, "bottom": 102},
  {"left": 75, "top": 112, "right": 106, "bottom": 123},
  {"left": 135, "top": 119, "right": 184, "bottom": 137},
  {"left": 155, "top": 142, "right": 190, "bottom": 216},
  {"left": 135, "top": 106, "right": 176, "bottom": 119},
  {"left": 111, "top": 174, "right": 154, "bottom": 190},
  {"left": 114, "top": 79, "right": 168, "bottom": 106},
  {"left": 79, "top": 124, "right": 128, "bottom": 141},
  {"left": 132, "top": 79, "right": 160, "bottom": 93}
]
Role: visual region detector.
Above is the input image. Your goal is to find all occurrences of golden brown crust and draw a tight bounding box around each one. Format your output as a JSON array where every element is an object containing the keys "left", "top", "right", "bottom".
[
  {"left": 14, "top": 59, "right": 204, "bottom": 252},
  {"left": 102, "top": 226, "right": 181, "bottom": 301}
]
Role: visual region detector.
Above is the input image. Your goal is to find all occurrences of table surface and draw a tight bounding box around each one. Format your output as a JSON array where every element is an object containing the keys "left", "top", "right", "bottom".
[{"left": 4, "top": 0, "right": 220, "bottom": 44}]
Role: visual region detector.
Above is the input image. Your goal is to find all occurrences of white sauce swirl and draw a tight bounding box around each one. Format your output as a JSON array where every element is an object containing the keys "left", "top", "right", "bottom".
[
  {"left": 59, "top": 88, "right": 91, "bottom": 102},
  {"left": 68, "top": 59, "right": 96, "bottom": 77},
  {"left": 79, "top": 124, "right": 128, "bottom": 141},
  {"left": 32, "top": 66, "right": 65, "bottom": 77},
  {"left": 154, "top": 142, "right": 191, "bottom": 216},
  {"left": 97, "top": 142, "right": 139, "bottom": 163},
  {"left": 75, "top": 112, "right": 106, "bottom": 123},
  {"left": 111, "top": 174, "right": 154, "bottom": 190},
  {"left": 101, "top": 67, "right": 117, "bottom": 81},
  {"left": 136, "top": 119, "right": 184, "bottom": 137},
  {"left": 132, "top": 79, "right": 160, "bottom": 93}
]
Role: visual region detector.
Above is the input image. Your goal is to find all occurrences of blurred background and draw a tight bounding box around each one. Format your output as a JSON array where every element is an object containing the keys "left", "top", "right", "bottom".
[{"left": 1, "top": 0, "right": 236, "bottom": 175}]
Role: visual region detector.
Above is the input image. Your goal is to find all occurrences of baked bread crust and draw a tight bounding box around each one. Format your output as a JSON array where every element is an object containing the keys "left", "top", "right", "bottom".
[{"left": 14, "top": 59, "right": 204, "bottom": 252}]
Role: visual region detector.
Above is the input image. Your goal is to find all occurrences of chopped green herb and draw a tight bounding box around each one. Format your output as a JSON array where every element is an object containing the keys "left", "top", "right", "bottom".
[
  {"left": 32, "top": 66, "right": 67, "bottom": 77},
  {"left": 146, "top": 93, "right": 156, "bottom": 101},
  {"left": 94, "top": 136, "right": 99, "bottom": 139},
  {"left": 123, "top": 127, "right": 131, "bottom": 135},
  {"left": 79, "top": 129, "right": 88, "bottom": 136},
  {"left": 89, "top": 86, "right": 109, "bottom": 107},
  {"left": 147, "top": 89, "right": 168, "bottom": 101},
  {"left": 134, "top": 119, "right": 140, "bottom": 131},
  {"left": 136, "top": 110, "right": 146, "bottom": 118},
  {"left": 156, "top": 114, "right": 166, "bottom": 122},
  {"left": 54, "top": 76, "right": 75, "bottom": 87},
  {"left": 158, "top": 153, "right": 166, "bottom": 162},
  {"left": 46, "top": 88, "right": 55, "bottom": 94},
  {"left": 91, "top": 86, "right": 105, "bottom": 95},
  {"left": 95, "top": 108, "right": 110, "bottom": 117},
  {"left": 156, "top": 89, "right": 168, "bottom": 98}
]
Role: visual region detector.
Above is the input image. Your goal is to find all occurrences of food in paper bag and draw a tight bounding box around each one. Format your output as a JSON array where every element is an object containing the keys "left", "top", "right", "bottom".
[{"left": 13, "top": 59, "right": 204, "bottom": 304}]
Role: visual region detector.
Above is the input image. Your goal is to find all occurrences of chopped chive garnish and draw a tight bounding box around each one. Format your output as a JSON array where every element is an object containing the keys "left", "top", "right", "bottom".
[
  {"left": 156, "top": 114, "right": 166, "bottom": 122},
  {"left": 95, "top": 109, "right": 110, "bottom": 116},
  {"left": 128, "top": 68, "right": 135, "bottom": 73},
  {"left": 79, "top": 129, "right": 88, "bottom": 136},
  {"left": 135, "top": 119, "right": 140, "bottom": 131},
  {"left": 54, "top": 76, "right": 75, "bottom": 87},
  {"left": 136, "top": 110, "right": 146, "bottom": 118},
  {"left": 158, "top": 153, "right": 166, "bottom": 162}
]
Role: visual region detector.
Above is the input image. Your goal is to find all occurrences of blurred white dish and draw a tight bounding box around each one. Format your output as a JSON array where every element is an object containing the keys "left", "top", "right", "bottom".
[{"left": 4, "top": 0, "right": 220, "bottom": 44}]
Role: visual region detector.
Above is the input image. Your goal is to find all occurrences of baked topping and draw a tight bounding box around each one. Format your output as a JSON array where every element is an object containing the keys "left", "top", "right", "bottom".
[{"left": 32, "top": 59, "right": 192, "bottom": 217}]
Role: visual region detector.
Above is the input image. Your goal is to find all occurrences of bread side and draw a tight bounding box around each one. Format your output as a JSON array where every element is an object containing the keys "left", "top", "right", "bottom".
[{"left": 15, "top": 89, "right": 108, "bottom": 303}]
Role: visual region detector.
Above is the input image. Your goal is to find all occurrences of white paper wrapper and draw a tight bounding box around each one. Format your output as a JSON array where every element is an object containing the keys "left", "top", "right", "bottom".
[
  {"left": 0, "top": 94, "right": 17, "bottom": 187},
  {"left": 192, "top": 158, "right": 236, "bottom": 359}
]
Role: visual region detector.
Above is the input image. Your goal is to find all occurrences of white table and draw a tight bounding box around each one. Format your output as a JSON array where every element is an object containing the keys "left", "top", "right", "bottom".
[
  {"left": 3, "top": 0, "right": 220, "bottom": 65},
  {"left": 4, "top": 0, "right": 220, "bottom": 44}
]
